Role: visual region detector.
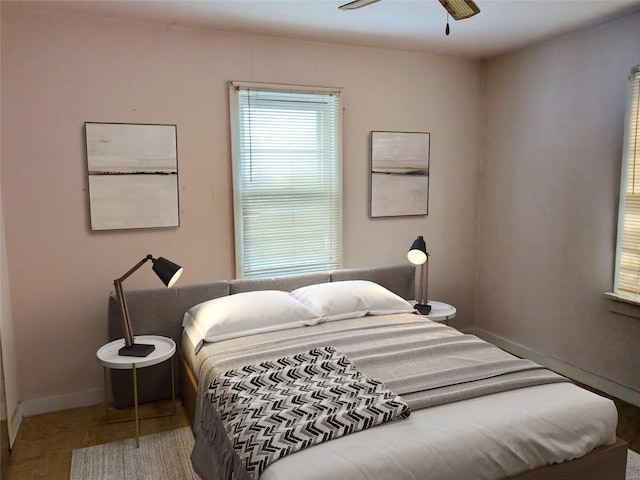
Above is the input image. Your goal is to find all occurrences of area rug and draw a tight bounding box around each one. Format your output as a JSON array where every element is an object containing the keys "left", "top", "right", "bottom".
[
  {"left": 70, "top": 430, "right": 640, "bottom": 480},
  {"left": 629, "top": 449, "right": 640, "bottom": 480},
  {"left": 69, "top": 427, "right": 198, "bottom": 480}
]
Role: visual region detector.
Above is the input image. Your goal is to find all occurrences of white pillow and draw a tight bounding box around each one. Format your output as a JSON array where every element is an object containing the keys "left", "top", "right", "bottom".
[
  {"left": 182, "top": 290, "right": 322, "bottom": 352},
  {"left": 289, "top": 280, "right": 416, "bottom": 322}
]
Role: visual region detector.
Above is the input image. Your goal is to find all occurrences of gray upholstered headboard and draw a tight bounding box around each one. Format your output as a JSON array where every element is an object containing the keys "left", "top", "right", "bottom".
[{"left": 107, "top": 264, "right": 415, "bottom": 407}]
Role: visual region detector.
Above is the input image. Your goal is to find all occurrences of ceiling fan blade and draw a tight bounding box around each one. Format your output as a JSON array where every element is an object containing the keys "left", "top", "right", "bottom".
[
  {"left": 438, "top": 0, "right": 480, "bottom": 20},
  {"left": 339, "top": 0, "right": 381, "bottom": 10}
]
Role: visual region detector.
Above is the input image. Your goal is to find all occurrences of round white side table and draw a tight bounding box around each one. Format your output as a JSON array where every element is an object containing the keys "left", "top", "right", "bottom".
[
  {"left": 424, "top": 301, "right": 457, "bottom": 325},
  {"left": 96, "top": 335, "right": 176, "bottom": 447}
]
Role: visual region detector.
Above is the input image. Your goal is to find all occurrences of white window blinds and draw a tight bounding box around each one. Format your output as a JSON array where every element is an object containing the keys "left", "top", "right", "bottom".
[
  {"left": 229, "top": 82, "right": 343, "bottom": 279},
  {"left": 614, "top": 66, "right": 640, "bottom": 298}
]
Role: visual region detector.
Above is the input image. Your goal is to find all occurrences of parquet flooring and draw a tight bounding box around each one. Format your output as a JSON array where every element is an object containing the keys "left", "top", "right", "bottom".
[
  {"left": 3, "top": 388, "right": 639, "bottom": 479},
  {"left": 4, "top": 399, "right": 190, "bottom": 480}
]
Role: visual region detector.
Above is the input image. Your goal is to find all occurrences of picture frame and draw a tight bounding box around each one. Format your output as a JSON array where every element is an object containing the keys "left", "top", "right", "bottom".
[
  {"left": 370, "top": 131, "right": 430, "bottom": 218},
  {"left": 85, "top": 122, "right": 180, "bottom": 231}
]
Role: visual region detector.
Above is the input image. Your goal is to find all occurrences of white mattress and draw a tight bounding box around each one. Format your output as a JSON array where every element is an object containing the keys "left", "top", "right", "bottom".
[{"left": 259, "top": 382, "right": 617, "bottom": 480}]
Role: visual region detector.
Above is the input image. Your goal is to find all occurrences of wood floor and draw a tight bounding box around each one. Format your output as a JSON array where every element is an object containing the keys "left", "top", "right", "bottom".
[
  {"left": 4, "top": 399, "right": 190, "bottom": 480},
  {"left": 4, "top": 388, "right": 640, "bottom": 480}
]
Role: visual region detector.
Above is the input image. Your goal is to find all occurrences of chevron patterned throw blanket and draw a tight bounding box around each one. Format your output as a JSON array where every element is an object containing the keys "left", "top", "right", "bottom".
[{"left": 200, "top": 346, "right": 409, "bottom": 480}]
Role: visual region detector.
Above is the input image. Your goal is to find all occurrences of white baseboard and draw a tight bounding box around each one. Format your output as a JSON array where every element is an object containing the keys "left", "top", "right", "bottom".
[
  {"left": 8, "top": 403, "right": 22, "bottom": 448},
  {"left": 464, "top": 327, "right": 640, "bottom": 408},
  {"left": 19, "top": 388, "right": 103, "bottom": 417}
]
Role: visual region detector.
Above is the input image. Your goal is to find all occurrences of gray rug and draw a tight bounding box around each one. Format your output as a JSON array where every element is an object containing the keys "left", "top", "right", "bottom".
[
  {"left": 70, "top": 429, "right": 640, "bottom": 480},
  {"left": 629, "top": 449, "right": 640, "bottom": 480},
  {"left": 70, "top": 427, "right": 198, "bottom": 480}
]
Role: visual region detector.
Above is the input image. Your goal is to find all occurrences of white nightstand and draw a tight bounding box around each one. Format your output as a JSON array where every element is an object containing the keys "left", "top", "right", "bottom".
[
  {"left": 424, "top": 301, "right": 456, "bottom": 325},
  {"left": 96, "top": 335, "right": 176, "bottom": 447},
  {"left": 411, "top": 300, "right": 457, "bottom": 325}
]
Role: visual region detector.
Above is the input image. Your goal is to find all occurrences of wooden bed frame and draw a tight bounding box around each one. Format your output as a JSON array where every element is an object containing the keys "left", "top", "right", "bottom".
[{"left": 109, "top": 264, "right": 628, "bottom": 480}]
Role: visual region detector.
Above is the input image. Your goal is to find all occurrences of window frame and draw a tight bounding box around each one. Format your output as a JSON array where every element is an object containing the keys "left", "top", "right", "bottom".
[
  {"left": 229, "top": 81, "right": 343, "bottom": 279},
  {"left": 609, "top": 65, "right": 640, "bottom": 309}
]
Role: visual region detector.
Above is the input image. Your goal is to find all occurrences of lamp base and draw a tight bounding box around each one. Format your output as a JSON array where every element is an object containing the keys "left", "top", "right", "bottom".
[
  {"left": 118, "top": 343, "right": 155, "bottom": 357},
  {"left": 415, "top": 303, "right": 432, "bottom": 315}
]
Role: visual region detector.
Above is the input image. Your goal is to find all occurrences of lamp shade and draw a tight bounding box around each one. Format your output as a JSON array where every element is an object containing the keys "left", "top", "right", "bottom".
[
  {"left": 152, "top": 257, "right": 183, "bottom": 288},
  {"left": 407, "top": 236, "right": 428, "bottom": 265}
]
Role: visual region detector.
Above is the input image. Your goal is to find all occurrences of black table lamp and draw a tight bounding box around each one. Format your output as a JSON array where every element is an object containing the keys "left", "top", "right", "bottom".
[
  {"left": 407, "top": 236, "right": 431, "bottom": 314},
  {"left": 114, "top": 254, "right": 183, "bottom": 357}
]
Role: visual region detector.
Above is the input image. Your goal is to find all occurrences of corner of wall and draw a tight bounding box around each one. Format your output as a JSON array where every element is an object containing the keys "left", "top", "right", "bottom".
[{"left": 473, "top": 59, "right": 490, "bottom": 330}]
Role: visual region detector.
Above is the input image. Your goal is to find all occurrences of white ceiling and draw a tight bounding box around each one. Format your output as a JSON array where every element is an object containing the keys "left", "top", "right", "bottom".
[{"left": 22, "top": 0, "right": 640, "bottom": 58}]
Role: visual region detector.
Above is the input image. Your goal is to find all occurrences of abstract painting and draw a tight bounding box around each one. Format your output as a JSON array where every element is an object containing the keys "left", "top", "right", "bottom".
[
  {"left": 85, "top": 122, "right": 179, "bottom": 231},
  {"left": 370, "top": 131, "right": 430, "bottom": 217}
]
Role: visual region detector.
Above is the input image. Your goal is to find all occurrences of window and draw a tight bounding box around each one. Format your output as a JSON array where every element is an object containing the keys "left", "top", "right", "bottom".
[
  {"left": 229, "top": 82, "right": 343, "bottom": 279},
  {"left": 613, "top": 65, "right": 640, "bottom": 301}
]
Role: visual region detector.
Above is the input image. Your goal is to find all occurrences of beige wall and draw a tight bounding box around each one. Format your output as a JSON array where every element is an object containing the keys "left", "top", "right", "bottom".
[
  {"left": 479, "top": 13, "right": 640, "bottom": 393},
  {"left": 0, "top": 5, "right": 481, "bottom": 409}
]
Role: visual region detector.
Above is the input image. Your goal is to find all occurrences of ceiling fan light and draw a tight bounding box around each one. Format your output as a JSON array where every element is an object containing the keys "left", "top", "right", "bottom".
[
  {"left": 438, "top": 0, "right": 480, "bottom": 20},
  {"left": 339, "top": 0, "right": 381, "bottom": 10}
]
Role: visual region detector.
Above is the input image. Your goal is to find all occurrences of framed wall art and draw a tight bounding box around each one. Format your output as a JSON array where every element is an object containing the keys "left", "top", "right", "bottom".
[
  {"left": 370, "top": 131, "right": 430, "bottom": 218},
  {"left": 85, "top": 122, "right": 180, "bottom": 231}
]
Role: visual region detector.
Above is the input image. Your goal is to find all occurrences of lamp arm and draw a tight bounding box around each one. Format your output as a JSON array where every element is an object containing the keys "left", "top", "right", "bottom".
[
  {"left": 423, "top": 256, "right": 429, "bottom": 304},
  {"left": 417, "top": 255, "right": 430, "bottom": 305},
  {"left": 417, "top": 264, "right": 424, "bottom": 304},
  {"left": 113, "top": 254, "right": 153, "bottom": 347},
  {"left": 114, "top": 279, "right": 133, "bottom": 346},
  {"left": 115, "top": 254, "right": 153, "bottom": 283}
]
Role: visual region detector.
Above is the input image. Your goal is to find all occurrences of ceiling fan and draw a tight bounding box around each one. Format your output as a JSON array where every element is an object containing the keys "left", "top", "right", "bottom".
[{"left": 339, "top": 0, "right": 480, "bottom": 35}]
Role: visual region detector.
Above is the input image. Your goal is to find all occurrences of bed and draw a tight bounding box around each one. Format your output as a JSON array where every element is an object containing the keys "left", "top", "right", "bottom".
[{"left": 107, "top": 265, "right": 627, "bottom": 480}]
